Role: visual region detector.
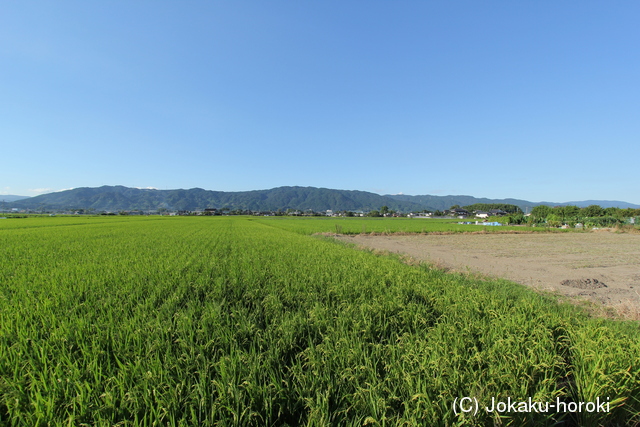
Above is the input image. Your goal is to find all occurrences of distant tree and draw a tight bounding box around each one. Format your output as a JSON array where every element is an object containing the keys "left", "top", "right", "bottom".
[
  {"left": 547, "top": 214, "right": 562, "bottom": 227},
  {"left": 380, "top": 206, "right": 389, "bottom": 215},
  {"left": 368, "top": 210, "right": 381, "bottom": 217},
  {"left": 531, "top": 205, "right": 552, "bottom": 220},
  {"left": 504, "top": 213, "right": 526, "bottom": 225},
  {"left": 558, "top": 205, "right": 580, "bottom": 220},
  {"left": 581, "top": 205, "right": 604, "bottom": 218},
  {"left": 464, "top": 204, "right": 523, "bottom": 214},
  {"left": 434, "top": 210, "right": 443, "bottom": 217},
  {"left": 604, "top": 207, "right": 623, "bottom": 218},
  {"left": 621, "top": 208, "right": 640, "bottom": 218}
]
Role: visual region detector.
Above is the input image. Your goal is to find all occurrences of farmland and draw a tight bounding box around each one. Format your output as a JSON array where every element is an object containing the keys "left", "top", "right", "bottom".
[
  {"left": 1, "top": 216, "right": 639, "bottom": 426},
  {"left": 337, "top": 232, "right": 640, "bottom": 318},
  {"left": 250, "top": 216, "right": 547, "bottom": 235}
]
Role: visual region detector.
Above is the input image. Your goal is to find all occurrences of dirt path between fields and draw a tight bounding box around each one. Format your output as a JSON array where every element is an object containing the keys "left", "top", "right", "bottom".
[{"left": 335, "top": 231, "right": 640, "bottom": 318}]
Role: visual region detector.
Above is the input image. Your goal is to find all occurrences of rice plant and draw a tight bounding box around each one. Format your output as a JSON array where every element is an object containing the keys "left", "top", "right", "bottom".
[{"left": 0, "top": 216, "right": 638, "bottom": 425}]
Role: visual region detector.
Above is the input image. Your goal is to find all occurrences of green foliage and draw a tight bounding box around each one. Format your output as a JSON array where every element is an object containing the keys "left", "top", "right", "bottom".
[
  {"left": 463, "top": 203, "right": 523, "bottom": 214},
  {"left": 528, "top": 204, "right": 637, "bottom": 227},
  {"left": 547, "top": 214, "right": 562, "bottom": 228},
  {"left": 531, "top": 205, "right": 552, "bottom": 220},
  {"left": 581, "top": 205, "right": 605, "bottom": 218},
  {"left": 502, "top": 213, "right": 526, "bottom": 225},
  {"left": 583, "top": 216, "right": 625, "bottom": 227},
  {"left": 555, "top": 205, "right": 581, "bottom": 220},
  {"left": 0, "top": 216, "right": 638, "bottom": 425},
  {"left": 251, "top": 216, "right": 544, "bottom": 235}
]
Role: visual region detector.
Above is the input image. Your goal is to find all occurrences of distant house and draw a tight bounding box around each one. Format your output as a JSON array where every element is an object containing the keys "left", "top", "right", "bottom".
[
  {"left": 408, "top": 213, "right": 432, "bottom": 219},
  {"left": 449, "top": 208, "right": 469, "bottom": 218},
  {"left": 475, "top": 211, "right": 490, "bottom": 219},
  {"left": 489, "top": 209, "right": 507, "bottom": 216}
]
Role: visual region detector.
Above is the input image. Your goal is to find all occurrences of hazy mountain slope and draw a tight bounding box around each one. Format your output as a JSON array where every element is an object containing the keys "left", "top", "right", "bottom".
[
  {"left": 7, "top": 186, "right": 425, "bottom": 212},
  {"left": 0, "top": 195, "right": 30, "bottom": 202},
  {"left": 8, "top": 186, "right": 638, "bottom": 212}
]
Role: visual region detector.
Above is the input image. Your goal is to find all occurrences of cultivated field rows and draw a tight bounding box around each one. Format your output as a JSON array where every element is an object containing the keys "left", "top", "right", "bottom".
[{"left": 1, "top": 216, "right": 639, "bottom": 425}]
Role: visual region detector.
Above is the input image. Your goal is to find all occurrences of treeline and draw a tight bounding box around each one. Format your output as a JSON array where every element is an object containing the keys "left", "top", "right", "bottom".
[
  {"left": 462, "top": 203, "right": 523, "bottom": 214},
  {"left": 523, "top": 205, "right": 640, "bottom": 227}
]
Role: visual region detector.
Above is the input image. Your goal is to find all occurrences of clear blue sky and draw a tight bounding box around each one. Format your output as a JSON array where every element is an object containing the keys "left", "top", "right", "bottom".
[{"left": 2, "top": 1, "right": 639, "bottom": 203}]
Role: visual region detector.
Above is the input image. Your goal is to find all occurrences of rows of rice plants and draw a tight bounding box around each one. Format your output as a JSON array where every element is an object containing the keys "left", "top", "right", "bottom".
[
  {"left": 1, "top": 216, "right": 638, "bottom": 426},
  {"left": 250, "top": 216, "right": 556, "bottom": 235},
  {"left": 0, "top": 215, "right": 135, "bottom": 230}
]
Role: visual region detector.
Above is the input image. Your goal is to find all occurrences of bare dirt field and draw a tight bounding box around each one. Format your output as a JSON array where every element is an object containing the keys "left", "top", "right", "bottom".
[{"left": 335, "top": 231, "right": 640, "bottom": 318}]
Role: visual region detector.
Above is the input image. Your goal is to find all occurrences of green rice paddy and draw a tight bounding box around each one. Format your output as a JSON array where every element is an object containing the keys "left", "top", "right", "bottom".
[
  {"left": 251, "top": 216, "right": 541, "bottom": 235},
  {"left": 0, "top": 216, "right": 638, "bottom": 426}
]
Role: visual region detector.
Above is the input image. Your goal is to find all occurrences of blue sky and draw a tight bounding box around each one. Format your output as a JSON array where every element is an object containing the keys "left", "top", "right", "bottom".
[{"left": 2, "top": 2, "right": 639, "bottom": 203}]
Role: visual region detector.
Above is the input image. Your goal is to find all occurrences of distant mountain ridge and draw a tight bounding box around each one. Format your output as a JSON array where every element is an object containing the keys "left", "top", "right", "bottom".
[
  {"left": 1, "top": 195, "right": 30, "bottom": 202},
  {"left": 6, "top": 186, "right": 425, "bottom": 212},
  {"left": 6, "top": 185, "right": 639, "bottom": 212}
]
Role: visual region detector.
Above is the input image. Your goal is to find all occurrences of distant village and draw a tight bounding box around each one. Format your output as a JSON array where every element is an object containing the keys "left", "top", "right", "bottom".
[
  {"left": 2, "top": 204, "right": 637, "bottom": 228},
  {"left": 1, "top": 206, "right": 505, "bottom": 218}
]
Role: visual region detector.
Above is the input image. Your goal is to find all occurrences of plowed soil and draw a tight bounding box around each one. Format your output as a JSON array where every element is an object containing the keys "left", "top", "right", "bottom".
[{"left": 336, "top": 231, "right": 640, "bottom": 317}]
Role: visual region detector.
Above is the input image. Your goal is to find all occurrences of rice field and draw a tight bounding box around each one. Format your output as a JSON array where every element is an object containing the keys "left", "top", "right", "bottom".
[
  {"left": 250, "top": 216, "right": 546, "bottom": 235},
  {"left": 0, "top": 216, "right": 638, "bottom": 426}
]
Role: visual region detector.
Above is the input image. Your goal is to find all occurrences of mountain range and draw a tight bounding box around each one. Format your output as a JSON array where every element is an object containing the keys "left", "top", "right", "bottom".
[
  {"left": 5, "top": 186, "right": 639, "bottom": 212},
  {"left": 0, "top": 195, "right": 30, "bottom": 202}
]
